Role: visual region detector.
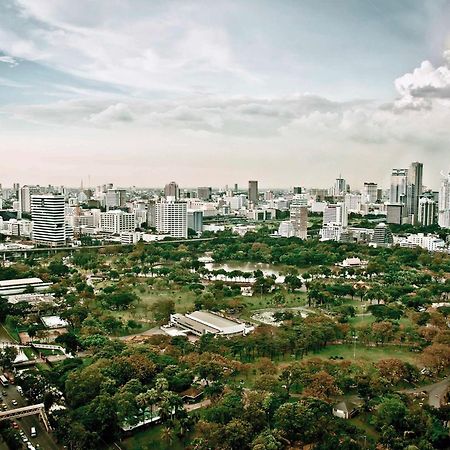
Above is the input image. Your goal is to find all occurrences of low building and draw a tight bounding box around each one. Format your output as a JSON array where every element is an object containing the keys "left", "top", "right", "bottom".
[
  {"left": 332, "top": 399, "right": 362, "bottom": 419},
  {"left": 41, "top": 316, "right": 69, "bottom": 329},
  {"left": 169, "top": 310, "right": 252, "bottom": 337},
  {"left": 0, "top": 278, "right": 52, "bottom": 296}
]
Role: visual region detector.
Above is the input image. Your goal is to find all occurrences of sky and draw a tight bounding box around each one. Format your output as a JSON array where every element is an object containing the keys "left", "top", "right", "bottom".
[{"left": 1, "top": 0, "right": 450, "bottom": 189}]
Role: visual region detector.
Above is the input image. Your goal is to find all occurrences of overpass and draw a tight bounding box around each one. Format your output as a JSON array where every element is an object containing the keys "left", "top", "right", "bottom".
[
  {"left": 0, "top": 237, "right": 222, "bottom": 258},
  {"left": 0, "top": 403, "right": 51, "bottom": 431}
]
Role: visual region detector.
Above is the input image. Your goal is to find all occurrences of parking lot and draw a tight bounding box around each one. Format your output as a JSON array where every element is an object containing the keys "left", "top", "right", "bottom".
[{"left": 0, "top": 382, "right": 61, "bottom": 450}]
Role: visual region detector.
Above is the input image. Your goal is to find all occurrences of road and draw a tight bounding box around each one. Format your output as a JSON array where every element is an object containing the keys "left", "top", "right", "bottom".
[
  {"left": 401, "top": 377, "right": 450, "bottom": 408},
  {"left": 0, "top": 382, "right": 61, "bottom": 450}
]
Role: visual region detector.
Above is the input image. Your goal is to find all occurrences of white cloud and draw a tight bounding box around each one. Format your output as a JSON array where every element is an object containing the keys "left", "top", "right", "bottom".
[
  {"left": 0, "top": 55, "right": 18, "bottom": 66},
  {"left": 88, "top": 103, "right": 134, "bottom": 125}
]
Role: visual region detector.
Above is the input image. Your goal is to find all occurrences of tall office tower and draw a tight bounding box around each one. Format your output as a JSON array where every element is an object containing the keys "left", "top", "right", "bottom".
[
  {"left": 323, "top": 203, "right": 348, "bottom": 227},
  {"left": 13, "top": 183, "right": 20, "bottom": 196},
  {"left": 386, "top": 204, "right": 404, "bottom": 225},
  {"left": 197, "top": 187, "right": 212, "bottom": 201},
  {"left": 164, "top": 181, "right": 180, "bottom": 200},
  {"left": 362, "top": 182, "right": 378, "bottom": 204},
  {"left": 147, "top": 200, "right": 156, "bottom": 228},
  {"left": 156, "top": 199, "right": 188, "bottom": 238},
  {"left": 293, "top": 186, "right": 302, "bottom": 195},
  {"left": 390, "top": 169, "right": 408, "bottom": 204},
  {"left": 333, "top": 176, "right": 346, "bottom": 196},
  {"left": 19, "top": 185, "right": 41, "bottom": 214},
  {"left": 106, "top": 188, "right": 126, "bottom": 210},
  {"left": 31, "top": 194, "right": 68, "bottom": 247},
  {"left": 438, "top": 172, "right": 450, "bottom": 229},
  {"left": 406, "top": 161, "right": 423, "bottom": 224},
  {"left": 234, "top": 183, "right": 238, "bottom": 192},
  {"left": 289, "top": 204, "right": 308, "bottom": 239},
  {"left": 344, "top": 193, "right": 362, "bottom": 213},
  {"left": 248, "top": 180, "right": 259, "bottom": 205},
  {"left": 418, "top": 197, "right": 436, "bottom": 226}
]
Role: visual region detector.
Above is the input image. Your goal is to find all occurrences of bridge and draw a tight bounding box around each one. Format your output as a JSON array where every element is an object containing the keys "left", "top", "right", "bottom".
[{"left": 0, "top": 403, "right": 51, "bottom": 432}]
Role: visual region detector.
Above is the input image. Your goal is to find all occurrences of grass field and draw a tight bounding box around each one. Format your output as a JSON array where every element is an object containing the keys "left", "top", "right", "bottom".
[
  {"left": 305, "top": 344, "right": 420, "bottom": 364},
  {"left": 122, "top": 424, "right": 192, "bottom": 450}
]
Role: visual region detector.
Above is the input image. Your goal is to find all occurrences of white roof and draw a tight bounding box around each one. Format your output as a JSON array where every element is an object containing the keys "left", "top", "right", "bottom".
[
  {"left": 0, "top": 278, "right": 45, "bottom": 288},
  {"left": 41, "top": 316, "right": 69, "bottom": 329}
]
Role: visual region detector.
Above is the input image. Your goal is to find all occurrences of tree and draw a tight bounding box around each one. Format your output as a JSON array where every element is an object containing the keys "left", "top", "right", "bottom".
[
  {"left": 302, "top": 371, "right": 341, "bottom": 403},
  {"left": 224, "top": 418, "right": 253, "bottom": 450},
  {"left": 421, "top": 343, "right": 450, "bottom": 373},
  {"left": 0, "top": 346, "right": 18, "bottom": 370},
  {"left": 151, "top": 299, "right": 175, "bottom": 323}
]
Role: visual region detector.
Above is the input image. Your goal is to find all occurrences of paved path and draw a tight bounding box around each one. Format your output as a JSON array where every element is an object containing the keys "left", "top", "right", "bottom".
[{"left": 401, "top": 377, "right": 449, "bottom": 408}]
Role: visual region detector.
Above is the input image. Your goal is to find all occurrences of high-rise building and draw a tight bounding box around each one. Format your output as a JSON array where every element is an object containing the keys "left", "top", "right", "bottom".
[
  {"left": 106, "top": 188, "right": 126, "bottom": 210},
  {"left": 438, "top": 172, "right": 450, "bottom": 229},
  {"left": 188, "top": 210, "right": 203, "bottom": 234},
  {"left": 147, "top": 200, "right": 156, "bottom": 228},
  {"left": 31, "top": 194, "right": 68, "bottom": 247},
  {"left": 386, "top": 204, "right": 404, "bottom": 225},
  {"left": 323, "top": 203, "right": 348, "bottom": 227},
  {"left": 289, "top": 204, "right": 308, "bottom": 239},
  {"left": 100, "top": 210, "right": 135, "bottom": 234},
  {"left": 418, "top": 197, "right": 436, "bottom": 227},
  {"left": 156, "top": 199, "right": 187, "bottom": 238},
  {"left": 164, "top": 182, "right": 180, "bottom": 200},
  {"left": 197, "top": 187, "right": 212, "bottom": 201},
  {"left": 371, "top": 223, "right": 393, "bottom": 247},
  {"left": 333, "top": 177, "right": 346, "bottom": 196},
  {"left": 406, "top": 161, "right": 423, "bottom": 224},
  {"left": 19, "top": 185, "right": 41, "bottom": 214},
  {"left": 362, "top": 182, "right": 378, "bottom": 204},
  {"left": 248, "top": 180, "right": 259, "bottom": 205},
  {"left": 293, "top": 186, "right": 302, "bottom": 195},
  {"left": 390, "top": 169, "right": 408, "bottom": 204}
]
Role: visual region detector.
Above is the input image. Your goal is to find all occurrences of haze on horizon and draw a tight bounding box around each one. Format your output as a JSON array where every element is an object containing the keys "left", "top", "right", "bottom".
[{"left": 1, "top": 0, "right": 450, "bottom": 190}]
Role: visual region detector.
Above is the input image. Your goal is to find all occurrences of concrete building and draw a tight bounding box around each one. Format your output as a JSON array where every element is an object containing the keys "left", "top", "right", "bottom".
[
  {"left": 386, "top": 204, "right": 404, "bottom": 225},
  {"left": 169, "top": 311, "right": 250, "bottom": 336},
  {"left": 362, "top": 182, "right": 378, "bottom": 204},
  {"left": 278, "top": 221, "right": 295, "bottom": 237},
  {"left": 106, "top": 188, "right": 126, "bottom": 210},
  {"left": 164, "top": 181, "right": 180, "bottom": 200},
  {"left": 197, "top": 187, "right": 212, "bottom": 201},
  {"left": 344, "top": 194, "right": 362, "bottom": 213},
  {"left": 323, "top": 203, "right": 348, "bottom": 227},
  {"left": 290, "top": 204, "right": 308, "bottom": 239},
  {"left": 406, "top": 161, "right": 423, "bottom": 224},
  {"left": 438, "top": 172, "right": 450, "bottom": 229},
  {"left": 320, "top": 223, "right": 343, "bottom": 241},
  {"left": 100, "top": 210, "right": 136, "bottom": 234},
  {"left": 31, "top": 194, "right": 68, "bottom": 247},
  {"left": 333, "top": 177, "right": 347, "bottom": 196},
  {"left": 248, "top": 180, "right": 259, "bottom": 206},
  {"left": 418, "top": 197, "right": 436, "bottom": 226},
  {"left": 156, "top": 199, "right": 188, "bottom": 238},
  {"left": 19, "top": 185, "right": 41, "bottom": 214},
  {"left": 187, "top": 210, "right": 203, "bottom": 234},
  {"left": 390, "top": 169, "right": 408, "bottom": 205},
  {"left": 0, "top": 277, "right": 53, "bottom": 296},
  {"left": 371, "top": 223, "right": 393, "bottom": 247}
]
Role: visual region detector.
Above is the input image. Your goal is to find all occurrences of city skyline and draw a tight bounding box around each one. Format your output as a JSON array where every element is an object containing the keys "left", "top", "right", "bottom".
[{"left": 1, "top": 1, "right": 450, "bottom": 187}]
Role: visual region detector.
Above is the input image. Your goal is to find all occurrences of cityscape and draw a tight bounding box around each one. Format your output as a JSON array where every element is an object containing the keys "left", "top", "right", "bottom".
[{"left": 1, "top": 1, "right": 450, "bottom": 450}]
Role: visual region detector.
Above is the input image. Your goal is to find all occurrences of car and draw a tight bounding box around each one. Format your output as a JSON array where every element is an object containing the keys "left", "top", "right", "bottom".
[
  {"left": 2, "top": 391, "right": 6, "bottom": 396},
  {"left": 22, "top": 436, "right": 29, "bottom": 443},
  {"left": 12, "top": 421, "right": 19, "bottom": 429},
  {"left": 1, "top": 403, "right": 7, "bottom": 410},
  {"left": 11, "top": 399, "right": 18, "bottom": 406},
  {"left": 30, "top": 427, "right": 37, "bottom": 437}
]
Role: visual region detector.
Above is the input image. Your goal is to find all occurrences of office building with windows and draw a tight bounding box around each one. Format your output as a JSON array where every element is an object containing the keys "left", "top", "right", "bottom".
[{"left": 156, "top": 199, "right": 188, "bottom": 238}]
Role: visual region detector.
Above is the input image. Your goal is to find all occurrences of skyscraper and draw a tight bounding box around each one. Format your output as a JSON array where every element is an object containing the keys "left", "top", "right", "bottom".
[
  {"left": 106, "top": 188, "right": 127, "bottom": 210},
  {"left": 248, "top": 180, "right": 259, "bottom": 205},
  {"left": 389, "top": 169, "right": 408, "bottom": 204},
  {"left": 438, "top": 172, "right": 450, "bottom": 229},
  {"left": 19, "top": 185, "right": 41, "bottom": 215},
  {"left": 323, "top": 203, "right": 348, "bottom": 227},
  {"left": 31, "top": 194, "right": 68, "bottom": 247},
  {"left": 333, "top": 176, "right": 346, "bottom": 196},
  {"left": 164, "top": 181, "right": 180, "bottom": 200},
  {"left": 418, "top": 197, "right": 436, "bottom": 226},
  {"left": 406, "top": 161, "right": 423, "bottom": 224},
  {"left": 197, "top": 187, "right": 212, "bottom": 201}
]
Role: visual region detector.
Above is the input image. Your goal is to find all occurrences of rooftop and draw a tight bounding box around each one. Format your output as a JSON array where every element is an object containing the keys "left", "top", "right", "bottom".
[{"left": 0, "top": 278, "right": 45, "bottom": 288}]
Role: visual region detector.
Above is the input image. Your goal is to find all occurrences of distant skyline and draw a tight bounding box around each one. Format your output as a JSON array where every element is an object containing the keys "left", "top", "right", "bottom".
[{"left": 1, "top": 0, "right": 450, "bottom": 188}]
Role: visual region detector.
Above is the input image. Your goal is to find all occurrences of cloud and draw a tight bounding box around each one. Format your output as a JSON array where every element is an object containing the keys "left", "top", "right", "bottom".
[
  {"left": 88, "top": 103, "right": 134, "bottom": 125},
  {"left": 0, "top": 55, "right": 18, "bottom": 66},
  {"left": 394, "top": 54, "right": 450, "bottom": 108}
]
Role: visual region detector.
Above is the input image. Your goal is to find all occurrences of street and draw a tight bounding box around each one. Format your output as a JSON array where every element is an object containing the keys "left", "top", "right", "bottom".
[{"left": 0, "top": 382, "right": 61, "bottom": 450}]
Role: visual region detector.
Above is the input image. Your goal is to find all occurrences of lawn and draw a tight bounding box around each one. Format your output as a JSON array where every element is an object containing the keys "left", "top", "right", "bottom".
[
  {"left": 305, "top": 344, "right": 420, "bottom": 365},
  {"left": 109, "top": 285, "right": 198, "bottom": 325},
  {"left": 242, "top": 291, "right": 307, "bottom": 311},
  {"left": 121, "top": 424, "right": 192, "bottom": 450}
]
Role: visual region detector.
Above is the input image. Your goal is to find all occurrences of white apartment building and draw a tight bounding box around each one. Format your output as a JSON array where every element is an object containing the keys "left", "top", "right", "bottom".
[
  {"left": 320, "top": 223, "right": 343, "bottom": 241},
  {"left": 290, "top": 204, "right": 308, "bottom": 239},
  {"left": 278, "top": 221, "right": 295, "bottom": 237},
  {"left": 362, "top": 182, "right": 378, "bottom": 204},
  {"left": 31, "top": 194, "right": 68, "bottom": 247},
  {"left": 344, "top": 194, "right": 362, "bottom": 213},
  {"left": 156, "top": 199, "right": 188, "bottom": 238},
  {"left": 394, "top": 233, "right": 446, "bottom": 252},
  {"left": 100, "top": 210, "right": 136, "bottom": 234},
  {"left": 323, "top": 203, "right": 348, "bottom": 227}
]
